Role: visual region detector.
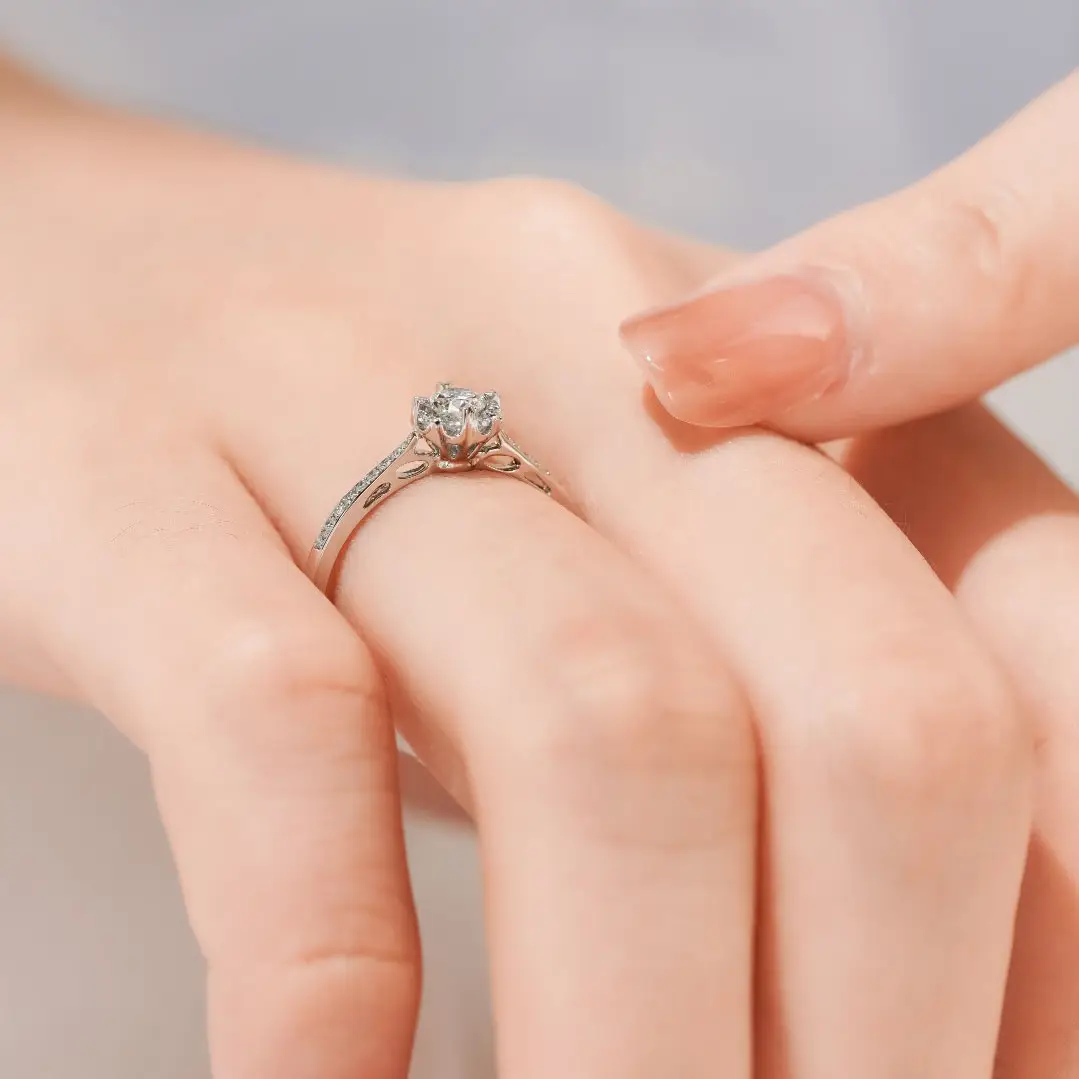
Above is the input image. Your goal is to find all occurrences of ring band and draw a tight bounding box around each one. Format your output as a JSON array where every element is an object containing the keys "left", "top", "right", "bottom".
[{"left": 306, "top": 383, "right": 571, "bottom": 591}]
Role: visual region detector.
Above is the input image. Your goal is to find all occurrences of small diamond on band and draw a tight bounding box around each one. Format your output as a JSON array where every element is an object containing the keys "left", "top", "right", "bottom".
[
  {"left": 306, "top": 383, "right": 569, "bottom": 593},
  {"left": 313, "top": 434, "right": 414, "bottom": 550}
]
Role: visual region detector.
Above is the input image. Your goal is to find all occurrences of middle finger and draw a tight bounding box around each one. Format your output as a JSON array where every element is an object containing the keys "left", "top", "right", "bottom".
[{"left": 602, "top": 423, "right": 1031, "bottom": 1076}]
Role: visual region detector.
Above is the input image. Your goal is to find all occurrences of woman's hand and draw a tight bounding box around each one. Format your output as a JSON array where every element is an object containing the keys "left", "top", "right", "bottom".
[
  {"left": 0, "top": 69, "right": 1034, "bottom": 1078},
  {"left": 620, "top": 66, "right": 1079, "bottom": 1077}
]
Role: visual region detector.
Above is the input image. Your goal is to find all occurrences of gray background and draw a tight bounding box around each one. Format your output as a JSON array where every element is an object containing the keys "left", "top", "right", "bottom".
[{"left": 0, "top": 2, "right": 1076, "bottom": 1076}]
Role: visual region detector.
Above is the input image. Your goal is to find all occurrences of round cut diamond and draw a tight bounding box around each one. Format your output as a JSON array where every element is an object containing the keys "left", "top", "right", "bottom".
[
  {"left": 412, "top": 383, "right": 502, "bottom": 460},
  {"left": 433, "top": 386, "right": 473, "bottom": 437},
  {"left": 439, "top": 405, "right": 467, "bottom": 437},
  {"left": 434, "top": 385, "right": 476, "bottom": 404}
]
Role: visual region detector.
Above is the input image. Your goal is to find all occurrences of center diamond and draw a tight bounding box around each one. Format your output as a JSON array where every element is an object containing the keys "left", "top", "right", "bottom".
[{"left": 412, "top": 383, "right": 502, "bottom": 461}]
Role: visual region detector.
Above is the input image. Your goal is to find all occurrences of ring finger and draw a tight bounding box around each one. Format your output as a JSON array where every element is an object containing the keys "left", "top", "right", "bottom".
[{"left": 328, "top": 472, "right": 756, "bottom": 1079}]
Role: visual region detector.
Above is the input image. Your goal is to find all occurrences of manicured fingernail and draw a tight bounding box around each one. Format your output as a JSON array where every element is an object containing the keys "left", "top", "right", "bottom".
[{"left": 619, "top": 273, "right": 849, "bottom": 427}]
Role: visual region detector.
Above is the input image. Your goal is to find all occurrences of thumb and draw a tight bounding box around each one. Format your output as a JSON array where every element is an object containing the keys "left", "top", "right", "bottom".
[{"left": 620, "top": 70, "right": 1079, "bottom": 441}]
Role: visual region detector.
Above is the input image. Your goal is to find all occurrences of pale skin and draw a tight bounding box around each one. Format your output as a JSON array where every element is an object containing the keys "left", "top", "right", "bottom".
[
  {"left": 0, "top": 55, "right": 1070, "bottom": 1079},
  {"left": 623, "top": 69, "right": 1079, "bottom": 1076}
]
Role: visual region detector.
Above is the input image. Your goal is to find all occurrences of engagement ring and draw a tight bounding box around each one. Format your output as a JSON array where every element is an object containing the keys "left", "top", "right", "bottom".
[{"left": 306, "top": 383, "right": 570, "bottom": 591}]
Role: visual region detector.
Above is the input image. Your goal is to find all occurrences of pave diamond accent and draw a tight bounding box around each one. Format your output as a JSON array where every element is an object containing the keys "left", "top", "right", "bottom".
[
  {"left": 307, "top": 382, "right": 572, "bottom": 594},
  {"left": 314, "top": 386, "right": 510, "bottom": 555},
  {"left": 313, "top": 434, "right": 414, "bottom": 550}
]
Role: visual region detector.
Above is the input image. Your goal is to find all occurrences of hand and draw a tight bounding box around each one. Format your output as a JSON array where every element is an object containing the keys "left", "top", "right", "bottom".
[
  {"left": 619, "top": 67, "right": 1079, "bottom": 1077},
  {"left": 1, "top": 67, "right": 1032, "bottom": 1078}
]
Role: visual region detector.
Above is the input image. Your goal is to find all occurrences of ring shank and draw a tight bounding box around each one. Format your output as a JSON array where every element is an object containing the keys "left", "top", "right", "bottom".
[{"left": 306, "top": 430, "right": 569, "bottom": 592}]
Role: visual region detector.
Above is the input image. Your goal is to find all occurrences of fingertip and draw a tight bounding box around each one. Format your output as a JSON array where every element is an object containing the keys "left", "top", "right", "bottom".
[{"left": 620, "top": 274, "right": 850, "bottom": 430}]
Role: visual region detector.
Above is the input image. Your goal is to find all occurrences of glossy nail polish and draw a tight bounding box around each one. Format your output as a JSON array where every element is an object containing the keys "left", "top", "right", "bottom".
[{"left": 620, "top": 274, "right": 849, "bottom": 427}]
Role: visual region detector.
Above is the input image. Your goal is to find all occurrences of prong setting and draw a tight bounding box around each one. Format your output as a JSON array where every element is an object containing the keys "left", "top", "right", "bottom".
[
  {"left": 308, "top": 382, "right": 565, "bottom": 592},
  {"left": 412, "top": 384, "right": 503, "bottom": 461}
]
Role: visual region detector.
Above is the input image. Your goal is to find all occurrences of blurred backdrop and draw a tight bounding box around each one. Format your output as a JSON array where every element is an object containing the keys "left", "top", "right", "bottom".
[{"left": 0, "top": 3, "right": 1076, "bottom": 1076}]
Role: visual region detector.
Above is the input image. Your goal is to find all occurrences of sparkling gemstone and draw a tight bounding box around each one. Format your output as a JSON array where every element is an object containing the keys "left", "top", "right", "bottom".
[
  {"left": 412, "top": 396, "right": 438, "bottom": 431},
  {"left": 473, "top": 391, "right": 502, "bottom": 435},
  {"left": 432, "top": 386, "right": 473, "bottom": 438},
  {"left": 412, "top": 384, "right": 500, "bottom": 458},
  {"left": 439, "top": 406, "right": 466, "bottom": 437},
  {"left": 434, "top": 385, "right": 477, "bottom": 404}
]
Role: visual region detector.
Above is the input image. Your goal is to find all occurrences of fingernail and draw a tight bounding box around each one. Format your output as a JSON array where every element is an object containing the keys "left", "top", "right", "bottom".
[{"left": 619, "top": 272, "right": 850, "bottom": 427}]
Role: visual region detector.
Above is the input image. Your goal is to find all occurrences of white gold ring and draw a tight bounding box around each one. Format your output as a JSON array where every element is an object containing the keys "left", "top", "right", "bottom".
[{"left": 306, "top": 383, "right": 571, "bottom": 591}]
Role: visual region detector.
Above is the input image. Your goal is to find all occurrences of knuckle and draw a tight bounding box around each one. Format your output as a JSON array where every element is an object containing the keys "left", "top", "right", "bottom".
[
  {"left": 521, "top": 610, "right": 752, "bottom": 780},
  {"left": 210, "top": 923, "right": 421, "bottom": 987},
  {"left": 276, "top": 925, "right": 422, "bottom": 986},
  {"left": 823, "top": 654, "right": 1028, "bottom": 808},
  {"left": 468, "top": 176, "right": 655, "bottom": 288},
  {"left": 923, "top": 177, "right": 1035, "bottom": 320},
  {"left": 201, "top": 614, "right": 382, "bottom": 732},
  {"left": 501, "top": 611, "right": 756, "bottom": 851},
  {"left": 453, "top": 176, "right": 696, "bottom": 350},
  {"left": 207, "top": 944, "right": 420, "bottom": 1073},
  {"left": 476, "top": 175, "right": 620, "bottom": 241}
]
